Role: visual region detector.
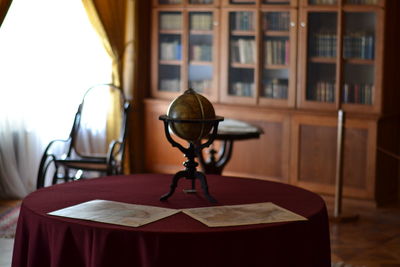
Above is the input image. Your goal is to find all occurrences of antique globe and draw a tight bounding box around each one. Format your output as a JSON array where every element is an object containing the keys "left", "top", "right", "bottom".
[{"left": 167, "top": 88, "right": 216, "bottom": 142}]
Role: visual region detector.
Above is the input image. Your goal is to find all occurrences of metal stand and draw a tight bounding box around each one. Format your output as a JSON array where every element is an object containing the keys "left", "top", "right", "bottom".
[
  {"left": 331, "top": 110, "right": 359, "bottom": 223},
  {"left": 159, "top": 115, "right": 223, "bottom": 203}
]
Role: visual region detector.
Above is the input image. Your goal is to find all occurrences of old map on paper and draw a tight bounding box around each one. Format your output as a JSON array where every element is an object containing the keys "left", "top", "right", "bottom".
[
  {"left": 182, "top": 202, "right": 307, "bottom": 227},
  {"left": 48, "top": 199, "right": 180, "bottom": 227}
]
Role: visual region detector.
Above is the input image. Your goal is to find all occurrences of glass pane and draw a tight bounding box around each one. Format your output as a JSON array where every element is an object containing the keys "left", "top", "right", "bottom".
[
  {"left": 230, "top": 11, "right": 255, "bottom": 31},
  {"left": 308, "top": 0, "right": 337, "bottom": 4},
  {"left": 264, "top": 12, "right": 290, "bottom": 31},
  {"left": 343, "top": 12, "right": 375, "bottom": 60},
  {"left": 345, "top": 0, "right": 378, "bottom": 4},
  {"left": 262, "top": 11, "right": 290, "bottom": 100},
  {"left": 189, "top": 0, "right": 214, "bottom": 3},
  {"left": 262, "top": 69, "right": 289, "bottom": 99},
  {"left": 308, "top": 12, "right": 337, "bottom": 58},
  {"left": 188, "top": 12, "right": 214, "bottom": 95},
  {"left": 190, "top": 12, "right": 213, "bottom": 31},
  {"left": 343, "top": 64, "right": 374, "bottom": 105},
  {"left": 228, "top": 11, "right": 256, "bottom": 97},
  {"left": 158, "top": 65, "right": 181, "bottom": 92},
  {"left": 230, "top": 0, "right": 256, "bottom": 4},
  {"left": 159, "top": 34, "right": 182, "bottom": 60},
  {"left": 263, "top": 0, "right": 290, "bottom": 5},
  {"left": 159, "top": 12, "right": 182, "bottom": 30},
  {"left": 189, "top": 65, "right": 213, "bottom": 94},
  {"left": 159, "top": 0, "right": 182, "bottom": 4},
  {"left": 229, "top": 68, "right": 255, "bottom": 96},
  {"left": 306, "top": 63, "right": 336, "bottom": 102}
]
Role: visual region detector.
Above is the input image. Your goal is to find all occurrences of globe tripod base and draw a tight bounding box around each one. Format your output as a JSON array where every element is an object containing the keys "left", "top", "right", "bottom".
[{"left": 160, "top": 169, "right": 217, "bottom": 203}]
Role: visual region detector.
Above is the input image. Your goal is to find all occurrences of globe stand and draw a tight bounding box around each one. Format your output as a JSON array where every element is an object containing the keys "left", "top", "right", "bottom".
[{"left": 159, "top": 115, "right": 223, "bottom": 203}]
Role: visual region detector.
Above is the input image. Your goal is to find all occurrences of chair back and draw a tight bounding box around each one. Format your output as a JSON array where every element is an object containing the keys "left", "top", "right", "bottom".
[{"left": 72, "top": 84, "right": 129, "bottom": 159}]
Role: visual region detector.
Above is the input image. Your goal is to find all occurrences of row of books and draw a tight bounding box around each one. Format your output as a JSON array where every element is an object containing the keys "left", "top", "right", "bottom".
[
  {"left": 309, "top": 0, "right": 337, "bottom": 4},
  {"left": 308, "top": 81, "right": 335, "bottom": 102},
  {"left": 343, "top": 33, "right": 374, "bottom": 60},
  {"left": 264, "top": 12, "right": 289, "bottom": 32},
  {"left": 189, "top": 80, "right": 212, "bottom": 94},
  {"left": 346, "top": 0, "right": 377, "bottom": 4},
  {"left": 342, "top": 83, "right": 373, "bottom": 104},
  {"left": 190, "top": 44, "right": 212, "bottom": 61},
  {"left": 160, "top": 14, "right": 182, "bottom": 30},
  {"left": 160, "top": 79, "right": 181, "bottom": 92},
  {"left": 231, "top": 39, "right": 256, "bottom": 64},
  {"left": 312, "top": 32, "right": 337, "bottom": 58},
  {"left": 190, "top": 14, "right": 212, "bottom": 31},
  {"left": 230, "top": 82, "right": 255, "bottom": 97},
  {"left": 262, "top": 79, "right": 288, "bottom": 99},
  {"left": 265, "top": 39, "right": 289, "bottom": 65},
  {"left": 160, "top": 41, "right": 182, "bottom": 60},
  {"left": 231, "top": 12, "right": 255, "bottom": 31},
  {"left": 159, "top": 0, "right": 182, "bottom": 4},
  {"left": 189, "top": 0, "right": 213, "bottom": 3}
]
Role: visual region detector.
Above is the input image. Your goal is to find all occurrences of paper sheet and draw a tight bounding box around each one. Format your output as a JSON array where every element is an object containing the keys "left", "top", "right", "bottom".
[
  {"left": 182, "top": 202, "right": 307, "bottom": 227},
  {"left": 48, "top": 199, "right": 180, "bottom": 227}
]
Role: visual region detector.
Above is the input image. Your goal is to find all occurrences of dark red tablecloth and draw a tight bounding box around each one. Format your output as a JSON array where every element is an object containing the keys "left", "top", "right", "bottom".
[{"left": 12, "top": 174, "right": 330, "bottom": 267}]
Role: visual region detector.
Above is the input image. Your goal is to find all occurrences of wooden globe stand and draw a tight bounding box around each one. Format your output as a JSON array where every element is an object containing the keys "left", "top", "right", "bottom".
[{"left": 159, "top": 115, "right": 224, "bottom": 203}]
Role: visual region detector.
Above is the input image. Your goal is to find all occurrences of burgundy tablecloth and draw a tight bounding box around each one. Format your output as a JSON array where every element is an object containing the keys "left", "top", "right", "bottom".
[{"left": 12, "top": 174, "right": 331, "bottom": 267}]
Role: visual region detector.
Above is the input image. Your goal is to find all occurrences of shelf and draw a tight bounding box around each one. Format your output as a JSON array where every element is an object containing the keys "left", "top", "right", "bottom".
[
  {"left": 159, "top": 60, "right": 182, "bottom": 65},
  {"left": 231, "top": 62, "right": 257, "bottom": 69},
  {"left": 159, "top": 30, "right": 182, "bottom": 35},
  {"left": 189, "top": 60, "right": 213, "bottom": 66},
  {"left": 264, "top": 31, "right": 290, "bottom": 37},
  {"left": 264, "top": 64, "right": 289, "bottom": 69},
  {"left": 344, "top": 58, "right": 374, "bottom": 65},
  {"left": 190, "top": 30, "right": 213, "bottom": 35},
  {"left": 308, "top": 57, "right": 336, "bottom": 64},
  {"left": 231, "top": 30, "right": 257, "bottom": 36}
]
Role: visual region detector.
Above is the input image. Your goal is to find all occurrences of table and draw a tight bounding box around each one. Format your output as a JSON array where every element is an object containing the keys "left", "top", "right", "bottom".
[
  {"left": 199, "top": 119, "right": 264, "bottom": 174},
  {"left": 12, "top": 174, "right": 330, "bottom": 267}
]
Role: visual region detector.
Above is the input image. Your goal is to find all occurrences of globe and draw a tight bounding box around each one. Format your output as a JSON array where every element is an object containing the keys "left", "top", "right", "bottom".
[{"left": 167, "top": 88, "right": 216, "bottom": 142}]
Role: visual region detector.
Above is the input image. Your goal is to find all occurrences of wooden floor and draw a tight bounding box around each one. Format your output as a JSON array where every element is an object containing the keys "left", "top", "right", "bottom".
[{"left": 1, "top": 198, "right": 400, "bottom": 267}]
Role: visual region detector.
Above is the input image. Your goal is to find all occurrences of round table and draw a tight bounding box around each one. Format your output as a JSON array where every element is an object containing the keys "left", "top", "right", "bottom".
[{"left": 12, "top": 174, "right": 331, "bottom": 267}]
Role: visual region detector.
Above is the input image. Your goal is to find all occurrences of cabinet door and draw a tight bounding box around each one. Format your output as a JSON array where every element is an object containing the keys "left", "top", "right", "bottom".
[
  {"left": 188, "top": 10, "right": 219, "bottom": 101},
  {"left": 290, "top": 114, "right": 377, "bottom": 200},
  {"left": 154, "top": 0, "right": 219, "bottom": 5},
  {"left": 152, "top": 10, "right": 184, "bottom": 99},
  {"left": 260, "top": 8, "right": 297, "bottom": 107},
  {"left": 343, "top": 0, "right": 383, "bottom": 6},
  {"left": 152, "top": 9, "right": 219, "bottom": 100},
  {"left": 221, "top": 10, "right": 258, "bottom": 105},
  {"left": 341, "top": 9, "right": 383, "bottom": 113},
  {"left": 298, "top": 10, "right": 338, "bottom": 110}
]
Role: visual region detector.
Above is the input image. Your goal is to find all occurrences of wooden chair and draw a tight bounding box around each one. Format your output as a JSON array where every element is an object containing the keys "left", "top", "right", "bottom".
[{"left": 36, "top": 84, "right": 130, "bottom": 189}]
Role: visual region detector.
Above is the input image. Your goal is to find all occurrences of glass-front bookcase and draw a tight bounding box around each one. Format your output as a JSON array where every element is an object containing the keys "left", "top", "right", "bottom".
[
  {"left": 152, "top": 6, "right": 219, "bottom": 101},
  {"left": 298, "top": 1, "right": 382, "bottom": 113},
  {"left": 220, "top": 1, "right": 296, "bottom": 107}
]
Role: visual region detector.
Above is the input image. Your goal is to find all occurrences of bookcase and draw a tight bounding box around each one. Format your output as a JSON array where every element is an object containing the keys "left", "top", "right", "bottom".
[{"left": 147, "top": 0, "right": 400, "bottom": 205}]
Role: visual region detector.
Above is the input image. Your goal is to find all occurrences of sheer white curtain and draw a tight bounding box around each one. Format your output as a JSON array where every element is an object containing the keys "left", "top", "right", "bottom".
[{"left": 0, "top": 0, "right": 112, "bottom": 199}]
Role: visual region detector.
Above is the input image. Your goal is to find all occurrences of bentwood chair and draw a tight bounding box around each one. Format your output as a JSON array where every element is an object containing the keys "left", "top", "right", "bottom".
[{"left": 37, "top": 84, "right": 130, "bottom": 189}]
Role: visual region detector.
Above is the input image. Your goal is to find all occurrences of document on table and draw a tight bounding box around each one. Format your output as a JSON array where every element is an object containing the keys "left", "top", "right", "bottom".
[
  {"left": 48, "top": 199, "right": 180, "bottom": 227},
  {"left": 182, "top": 202, "right": 307, "bottom": 227}
]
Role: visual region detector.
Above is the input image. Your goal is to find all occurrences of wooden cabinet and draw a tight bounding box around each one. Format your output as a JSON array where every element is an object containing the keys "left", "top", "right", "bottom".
[
  {"left": 147, "top": 0, "right": 400, "bottom": 205},
  {"left": 297, "top": 1, "right": 384, "bottom": 113}
]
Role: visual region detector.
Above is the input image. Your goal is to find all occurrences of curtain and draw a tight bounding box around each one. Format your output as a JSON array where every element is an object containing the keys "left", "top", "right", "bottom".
[
  {"left": 82, "top": 0, "right": 149, "bottom": 174},
  {"left": 0, "top": 0, "right": 12, "bottom": 27},
  {"left": 82, "top": 0, "right": 127, "bottom": 88},
  {"left": 0, "top": 0, "right": 112, "bottom": 199}
]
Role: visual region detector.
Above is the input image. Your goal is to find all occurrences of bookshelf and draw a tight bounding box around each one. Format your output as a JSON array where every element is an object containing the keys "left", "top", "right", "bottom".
[{"left": 148, "top": 0, "right": 400, "bottom": 205}]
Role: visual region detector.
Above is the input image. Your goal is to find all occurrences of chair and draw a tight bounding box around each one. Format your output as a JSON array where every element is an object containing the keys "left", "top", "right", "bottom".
[{"left": 37, "top": 84, "right": 130, "bottom": 189}]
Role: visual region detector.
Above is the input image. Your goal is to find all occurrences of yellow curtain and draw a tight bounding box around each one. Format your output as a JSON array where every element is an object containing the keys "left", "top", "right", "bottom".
[
  {"left": 82, "top": 0, "right": 148, "bottom": 173},
  {"left": 0, "top": 0, "right": 13, "bottom": 27},
  {"left": 81, "top": 0, "right": 127, "bottom": 87}
]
